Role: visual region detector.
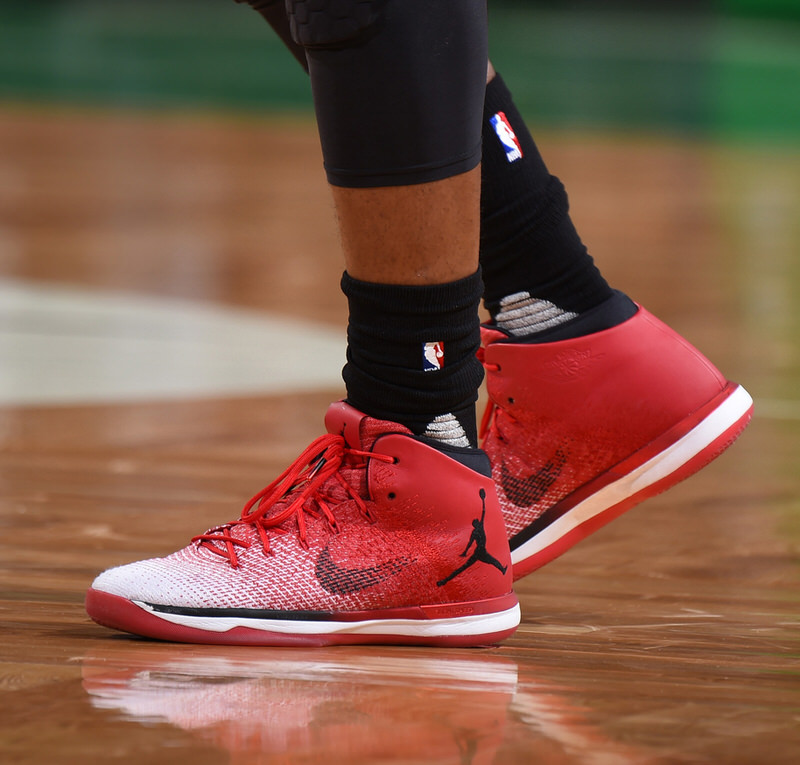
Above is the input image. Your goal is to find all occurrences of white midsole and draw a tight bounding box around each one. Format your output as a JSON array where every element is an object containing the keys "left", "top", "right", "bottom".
[
  {"left": 512, "top": 384, "right": 753, "bottom": 565},
  {"left": 134, "top": 601, "right": 522, "bottom": 637}
]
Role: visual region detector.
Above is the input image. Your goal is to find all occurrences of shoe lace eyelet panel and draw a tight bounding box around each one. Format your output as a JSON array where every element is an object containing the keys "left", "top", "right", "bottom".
[{"left": 192, "top": 433, "right": 394, "bottom": 567}]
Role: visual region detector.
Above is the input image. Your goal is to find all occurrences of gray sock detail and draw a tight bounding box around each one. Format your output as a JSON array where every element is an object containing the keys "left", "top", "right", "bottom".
[
  {"left": 423, "top": 413, "right": 472, "bottom": 448},
  {"left": 495, "top": 292, "right": 578, "bottom": 336}
]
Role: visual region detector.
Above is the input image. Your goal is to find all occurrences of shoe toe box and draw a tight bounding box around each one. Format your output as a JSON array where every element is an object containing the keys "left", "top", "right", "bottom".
[{"left": 90, "top": 557, "right": 178, "bottom": 603}]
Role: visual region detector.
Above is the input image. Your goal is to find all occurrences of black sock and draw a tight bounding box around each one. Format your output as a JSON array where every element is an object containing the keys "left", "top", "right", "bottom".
[
  {"left": 341, "top": 270, "right": 484, "bottom": 448},
  {"left": 480, "top": 74, "right": 635, "bottom": 338}
]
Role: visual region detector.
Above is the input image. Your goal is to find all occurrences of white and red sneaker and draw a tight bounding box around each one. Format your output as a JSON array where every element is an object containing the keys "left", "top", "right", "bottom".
[
  {"left": 479, "top": 306, "right": 753, "bottom": 580},
  {"left": 86, "top": 402, "right": 519, "bottom": 647}
]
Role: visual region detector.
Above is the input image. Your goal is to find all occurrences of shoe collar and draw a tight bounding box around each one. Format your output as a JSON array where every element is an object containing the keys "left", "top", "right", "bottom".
[{"left": 324, "top": 401, "right": 413, "bottom": 451}]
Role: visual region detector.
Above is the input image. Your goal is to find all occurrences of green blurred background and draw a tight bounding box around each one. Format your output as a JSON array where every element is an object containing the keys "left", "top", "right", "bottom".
[{"left": 1, "top": 0, "right": 799, "bottom": 143}]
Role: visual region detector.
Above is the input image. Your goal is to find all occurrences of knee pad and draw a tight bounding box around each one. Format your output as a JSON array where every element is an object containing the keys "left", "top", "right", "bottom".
[{"left": 286, "top": 0, "right": 387, "bottom": 50}]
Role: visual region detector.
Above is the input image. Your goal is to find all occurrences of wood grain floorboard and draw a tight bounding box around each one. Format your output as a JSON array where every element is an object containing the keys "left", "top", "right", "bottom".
[{"left": 1, "top": 108, "right": 798, "bottom": 764}]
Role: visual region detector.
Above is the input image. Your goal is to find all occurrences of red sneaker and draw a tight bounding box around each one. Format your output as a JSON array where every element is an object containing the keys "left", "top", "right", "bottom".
[
  {"left": 479, "top": 306, "right": 753, "bottom": 580},
  {"left": 86, "top": 402, "right": 519, "bottom": 646}
]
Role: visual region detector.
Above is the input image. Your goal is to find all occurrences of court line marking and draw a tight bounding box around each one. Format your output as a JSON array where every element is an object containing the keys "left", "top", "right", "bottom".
[
  {"left": 2, "top": 279, "right": 796, "bottom": 422},
  {"left": 0, "top": 278, "right": 345, "bottom": 405}
]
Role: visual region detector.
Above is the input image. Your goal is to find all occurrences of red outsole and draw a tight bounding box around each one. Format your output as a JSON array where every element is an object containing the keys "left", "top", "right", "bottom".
[{"left": 85, "top": 589, "right": 519, "bottom": 648}]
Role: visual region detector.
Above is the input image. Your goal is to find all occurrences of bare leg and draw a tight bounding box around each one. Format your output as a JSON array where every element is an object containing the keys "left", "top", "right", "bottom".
[{"left": 332, "top": 167, "right": 480, "bottom": 286}]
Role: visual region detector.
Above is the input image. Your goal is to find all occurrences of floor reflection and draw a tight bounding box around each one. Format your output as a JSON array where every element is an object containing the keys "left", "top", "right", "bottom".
[
  {"left": 80, "top": 644, "right": 659, "bottom": 765},
  {"left": 82, "top": 645, "right": 517, "bottom": 765}
]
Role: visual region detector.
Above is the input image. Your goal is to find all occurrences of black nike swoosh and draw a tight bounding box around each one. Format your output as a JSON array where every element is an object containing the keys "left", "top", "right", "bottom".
[
  {"left": 499, "top": 449, "right": 568, "bottom": 508},
  {"left": 315, "top": 546, "right": 413, "bottom": 595}
]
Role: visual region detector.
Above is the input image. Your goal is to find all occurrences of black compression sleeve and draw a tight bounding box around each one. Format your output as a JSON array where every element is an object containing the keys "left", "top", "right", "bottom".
[{"left": 301, "top": 0, "right": 488, "bottom": 187}]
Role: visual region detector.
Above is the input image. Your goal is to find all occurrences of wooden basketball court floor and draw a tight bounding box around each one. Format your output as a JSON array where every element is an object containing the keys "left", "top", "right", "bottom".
[{"left": 1, "top": 107, "right": 798, "bottom": 764}]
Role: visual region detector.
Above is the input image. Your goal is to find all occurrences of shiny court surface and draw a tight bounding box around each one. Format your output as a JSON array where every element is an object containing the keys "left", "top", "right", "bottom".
[{"left": 1, "top": 109, "right": 799, "bottom": 764}]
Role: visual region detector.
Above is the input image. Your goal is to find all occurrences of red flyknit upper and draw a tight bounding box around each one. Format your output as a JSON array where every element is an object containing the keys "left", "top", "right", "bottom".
[{"left": 480, "top": 307, "right": 728, "bottom": 540}]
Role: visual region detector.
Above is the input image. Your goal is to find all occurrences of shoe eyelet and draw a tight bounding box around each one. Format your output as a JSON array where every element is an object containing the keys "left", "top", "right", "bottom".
[
  {"left": 507, "top": 397, "right": 515, "bottom": 405},
  {"left": 387, "top": 492, "right": 396, "bottom": 500},
  {"left": 393, "top": 457, "right": 399, "bottom": 464}
]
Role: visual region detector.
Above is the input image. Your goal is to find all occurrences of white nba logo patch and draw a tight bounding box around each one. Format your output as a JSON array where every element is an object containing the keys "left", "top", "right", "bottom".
[
  {"left": 422, "top": 341, "right": 444, "bottom": 371},
  {"left": 490, "top": 111, "right": 523, "bottom": 162}
]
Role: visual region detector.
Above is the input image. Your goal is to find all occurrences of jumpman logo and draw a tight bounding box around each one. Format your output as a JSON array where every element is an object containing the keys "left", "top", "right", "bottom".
[{"left": 437, "top": 488, "right": 507, "bottom": 587}]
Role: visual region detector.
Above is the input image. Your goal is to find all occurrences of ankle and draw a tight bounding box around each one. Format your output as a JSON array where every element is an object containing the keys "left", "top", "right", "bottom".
[{"left": 341, "top": 270, "right": 484, "bottom": 447}]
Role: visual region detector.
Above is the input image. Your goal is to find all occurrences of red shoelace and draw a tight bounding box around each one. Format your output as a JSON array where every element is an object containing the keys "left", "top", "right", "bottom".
[{"left": 192, "top": 433, "right": 394, "bottom": 567}]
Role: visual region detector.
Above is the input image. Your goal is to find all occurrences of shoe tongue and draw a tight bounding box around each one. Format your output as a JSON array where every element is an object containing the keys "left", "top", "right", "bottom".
[
  {"left": 324, "top": 401, "right": 412, "bottom": 450},
  {"left": 481, "top": 324, "right": 509, "bottom": 345}
]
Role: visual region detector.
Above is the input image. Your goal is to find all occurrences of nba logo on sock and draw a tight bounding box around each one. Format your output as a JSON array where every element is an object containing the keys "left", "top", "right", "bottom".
[
  {"left": 490, "top": 112, "right": 522, "bottom": 162},
  {"left": 423, "top": 341, "right": 444, "bottom": 371}
]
